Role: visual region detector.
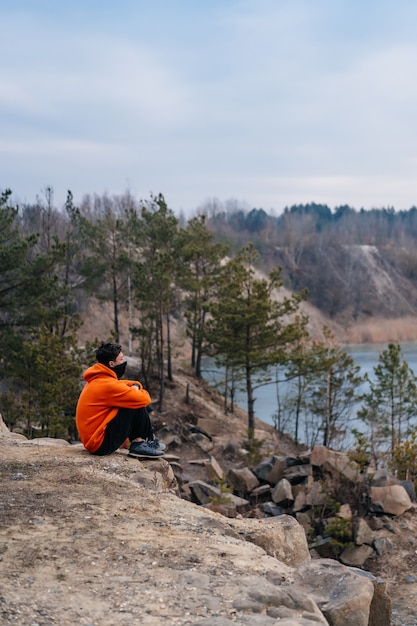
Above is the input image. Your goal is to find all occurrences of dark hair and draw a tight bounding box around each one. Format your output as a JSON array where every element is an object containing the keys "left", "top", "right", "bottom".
[{"left": 95, "top": 342, "right": 122, "bottom": 365}]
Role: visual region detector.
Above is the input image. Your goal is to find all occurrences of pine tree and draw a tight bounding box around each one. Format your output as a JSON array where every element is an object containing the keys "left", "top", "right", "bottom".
[
  {"left": 128, "top": 194, "right": 179, "bottom": 408},
  {"left": 0, "top": 189, "right": 87, "bottom": 438},
  {"left": 68, "top": 196, "right": 131, "bottom": 342},
  {"left": 176, "top": 214, "right": 228, "bottom": 377},
  {"left": 0, "top": 189, "right": 48, "bottom": 329},
  {"left": 2, "top": 325, "right": 84, "bottom": 438},
  {"left": 302, "top": 327, "right": 364, "bottom": 449},
  {"left": 280, "top": 337, "right": 317, "bottom": 444},
  {"left": 358, "top": 343, "right": 417, "bottom": 458},
  {"left": 206, "top": 243, "right": 308, "bottom": 437}
]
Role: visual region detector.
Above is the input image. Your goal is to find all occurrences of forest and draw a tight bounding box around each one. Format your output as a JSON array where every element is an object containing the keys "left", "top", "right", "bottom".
[
  {"left": 2, "top": 186, "right": 417, "bottom": 482},
  {"left": 203, "top": 199, "right": 417, "bottom": 324}
]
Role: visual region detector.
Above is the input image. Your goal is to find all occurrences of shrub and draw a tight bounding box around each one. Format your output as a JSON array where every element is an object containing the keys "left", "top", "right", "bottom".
[
  {"left": 389, "top": 429, "right": 417, "bottom": 485},
  {"left": 323, "top": 518, "right": 353, "bottom": 551}
]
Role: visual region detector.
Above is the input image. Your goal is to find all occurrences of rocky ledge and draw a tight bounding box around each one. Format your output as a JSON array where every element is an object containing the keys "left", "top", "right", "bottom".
[{"left": 0, "top": 421, "right": 399, "bottom": 626}]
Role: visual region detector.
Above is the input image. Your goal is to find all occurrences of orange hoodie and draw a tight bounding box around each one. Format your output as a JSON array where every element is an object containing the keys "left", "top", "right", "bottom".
[{"left": 75, "top": 362, "right": 152, "bottom": 453}]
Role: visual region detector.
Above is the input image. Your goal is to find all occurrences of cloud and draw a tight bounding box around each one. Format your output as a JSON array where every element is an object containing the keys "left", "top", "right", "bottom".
[
  {"left": 2, "top": 1, "right": 417, "bottom": 212},
  {"left": 0, "top": 138, "right": 116, "bottom": 157},
  {"left": 1, "top": 15, "right": 193, "bottom": 140}
]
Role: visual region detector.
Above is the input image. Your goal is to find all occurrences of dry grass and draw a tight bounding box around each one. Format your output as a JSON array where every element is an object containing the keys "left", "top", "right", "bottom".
[{"left": 344, "top": 317, "right": 417, "bottom": 344}]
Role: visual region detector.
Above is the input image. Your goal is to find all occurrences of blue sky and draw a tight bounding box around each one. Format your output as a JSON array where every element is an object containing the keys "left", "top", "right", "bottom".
[{"left": 2, "top": 0, "right": 417, "bottom": 215}]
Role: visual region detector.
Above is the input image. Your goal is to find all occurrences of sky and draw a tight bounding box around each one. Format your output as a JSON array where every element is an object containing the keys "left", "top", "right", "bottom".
[{"left": 2, "top": 0, "right": 417, "bottom": 216}]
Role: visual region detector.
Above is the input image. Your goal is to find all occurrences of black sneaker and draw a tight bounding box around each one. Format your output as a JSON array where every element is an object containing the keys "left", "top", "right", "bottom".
[
  {"left": 149, "top": 437, "right": 166, "bottom": 451},
  {"left": 129, "top": 441, "right": 164, "bottom": 457}
]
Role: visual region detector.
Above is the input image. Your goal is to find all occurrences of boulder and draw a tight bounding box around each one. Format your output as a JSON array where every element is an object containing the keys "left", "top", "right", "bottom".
[
  {"left": 353, "top": 517, "right": 375, "bottom": 545},
  {"left": 370, "top": 468, "right": 399, "bottom": 487},
  {"left": 230, "top": 514, "right": 311, "bottom": 567},
  {"left": 188, "top": 479, "right": 251, "bottom": 515},
  {"left": 294, "top": 558, "right": 375, "bottom": 626},
  {"left": 250, "top": 483, "right": 271, "bottom": 498},
  {"left": 309, "top": 536, "right": 340, "bottom": 560},
  {"left": 260, "top": 501, "right": 284, "bottom": 516},
  {"left": 309, "top": 446, "right": 361, "bottom": 484},
  {"left": 340, "top": 544, "right": 374, "bottom": 567},
  {"left": 271, "top": 478, "right": 293, "bottom": 505},
  {"left": 293, "top": 490, "right": 309, "bottom": 513},
  {"left": 349, "top": 568, "right": 392, "bottom": 626},
  {"left": 373, "top": 537, "right": 393, "bottom": 555},
  {"left": 132, "top": 458, "right": 178, "bottom": 493},
  {"left": 401, "top": 480, "right": 416, "bottom": 502},
  {"left": 294, "top": 511, "right": 313, "bottom": 534},
  {"left": 283, "top": 463, "right": 312, "bottom": 484},
  {"left": 206, "top": 455, "right": 224, "bottom": 481},
  {"left": 254, "top": 455, "right": 288, "bottom": 484},
  {"left": 337, "top": 503, "right": 353, "bottom": 520},
  {"left": 370, "top": 484, "right": 413, "bottom": 516},
  {"left": 0, "top": 413, "right": 27, "bottom": 441},
  {"left": 226, "top": 466, "right": 259, "bottom": 494},
  {"left": 369, "top": 471, "right": 416, "bottom": 502},
  {"left": 304, "top": 480, "right": 326, "bottom": 506}
]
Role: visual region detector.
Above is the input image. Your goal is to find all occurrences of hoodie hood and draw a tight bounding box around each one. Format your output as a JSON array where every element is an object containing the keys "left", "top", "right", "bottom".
[{"left": 83, "top": 362, "right": 117, "bottom": 383}]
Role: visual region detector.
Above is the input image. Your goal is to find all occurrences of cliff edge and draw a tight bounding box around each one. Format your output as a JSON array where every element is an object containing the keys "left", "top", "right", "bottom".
[{"left": 0, "top": 426, "right": 400, "bottom": 626}]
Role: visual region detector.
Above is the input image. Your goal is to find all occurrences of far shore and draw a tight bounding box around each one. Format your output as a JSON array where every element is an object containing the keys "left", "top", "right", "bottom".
[{"left": 332, "top": 316, "right": 417, "bottom": 346}]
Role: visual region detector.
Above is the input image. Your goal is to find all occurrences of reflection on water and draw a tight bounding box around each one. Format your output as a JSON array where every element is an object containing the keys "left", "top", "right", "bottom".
[{"left": 201, "top": 342, "right": 417, "bottom": 445}]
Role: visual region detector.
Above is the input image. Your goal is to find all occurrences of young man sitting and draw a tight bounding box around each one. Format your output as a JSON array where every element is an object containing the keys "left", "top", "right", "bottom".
[{"left": 76, "top": 342, "right": 165, "bottom": 457}]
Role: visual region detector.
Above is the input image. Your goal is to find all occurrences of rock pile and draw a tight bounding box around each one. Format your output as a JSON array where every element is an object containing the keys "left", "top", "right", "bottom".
[{"left": 180, "top": 443, "right": 416, "bottom": 571}]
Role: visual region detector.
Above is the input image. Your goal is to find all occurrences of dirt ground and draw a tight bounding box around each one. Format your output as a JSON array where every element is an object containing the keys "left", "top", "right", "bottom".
[{"left": 364, "top": 511, "right": 417, "bottom": 626}]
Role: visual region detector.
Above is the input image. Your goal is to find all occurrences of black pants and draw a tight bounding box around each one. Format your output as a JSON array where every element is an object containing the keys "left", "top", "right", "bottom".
[{"left": 93, "top": 407, "right": 154, "bottom": 456}]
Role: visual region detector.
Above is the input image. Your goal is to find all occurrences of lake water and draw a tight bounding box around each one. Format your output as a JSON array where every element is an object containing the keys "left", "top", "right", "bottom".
[{"left": 201, "top": 341, "right": 417, "bottom": 443}]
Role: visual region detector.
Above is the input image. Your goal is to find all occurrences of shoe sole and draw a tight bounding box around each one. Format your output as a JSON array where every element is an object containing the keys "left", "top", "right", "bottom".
[{"left": 128, "top": 452, "right": 164, "bottom": 459}]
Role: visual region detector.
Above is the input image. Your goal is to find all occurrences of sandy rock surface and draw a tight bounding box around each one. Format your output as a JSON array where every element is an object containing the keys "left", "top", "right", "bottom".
[
  {"left": 2, "top": 437, "right": 417, "bottom": 625},
  {"left": 1, "top": 438, "right": 299, "bottom": 625}
]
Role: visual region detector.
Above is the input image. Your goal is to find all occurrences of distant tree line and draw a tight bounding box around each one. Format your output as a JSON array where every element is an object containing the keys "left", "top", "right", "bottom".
[
  {"left": 202, "top": 200, "right": 417, "bottom": 321},
  {"left": 1, "top": 187, "right": 417, "bottom": 479}
]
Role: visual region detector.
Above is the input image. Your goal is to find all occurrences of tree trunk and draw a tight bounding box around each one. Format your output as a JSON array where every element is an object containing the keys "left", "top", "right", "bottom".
[
  {"left": 166, "top": 312, "right": 172, "bottom": 382},
  {"left": 157, "top": 306, "right": 164, "bottom": 411},
  {"left": 112, "top": 272, "right": 119, "bottom": 342},
  {"left": 195, "top": 309, "right": 206, "bottom": 379},
  {"left": 246, "top": 365, "right": 255, "bottom": 437},
  {"left": 294, "top": 376, "right": 302, "bottom": 445},
  {"left": 127, "top": 272, "right": 133, "bottom": 356},
  {"left": 323, "top": 371, "right": 331, "bottom": 447}
]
